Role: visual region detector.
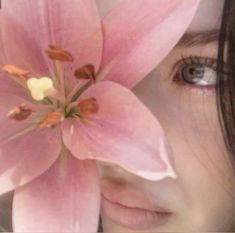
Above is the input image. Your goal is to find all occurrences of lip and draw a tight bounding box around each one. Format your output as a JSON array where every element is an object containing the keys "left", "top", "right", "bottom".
[{"left": 101, "top": 180, "right": 173, "bottom": 230}]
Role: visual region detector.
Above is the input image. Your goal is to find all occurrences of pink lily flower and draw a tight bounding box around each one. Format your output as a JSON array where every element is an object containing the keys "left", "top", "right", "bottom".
[{"left": 0, "top": 0, "right": 200, "bottom": 232}]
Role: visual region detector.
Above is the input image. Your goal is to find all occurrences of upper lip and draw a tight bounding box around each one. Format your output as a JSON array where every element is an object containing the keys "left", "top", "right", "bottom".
[{"left": 101, "top": 179, "right": 172, "bottom": 214}]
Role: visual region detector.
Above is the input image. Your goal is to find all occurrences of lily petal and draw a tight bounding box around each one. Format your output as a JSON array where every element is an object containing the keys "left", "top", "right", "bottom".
[
  {"left": 1, "top": 0, "right": 103, "bottom": 79},
  {"left": 99, "top": 0, "right": 200, "bottom": 88},
  {"left": 0, "top": 72, "right": 31, "bottom": 99},
  {"left": 0, "top": 126, "right": 61, "bottom": 195},
  {"left": 62, "top": 81, "right": 176, "bottom": 181},
  {"left": 0, "top": 3, "right": 47, "bottom": 75},
  {"left": 13, "top": 153, "right": 100, "bottom": 232}
]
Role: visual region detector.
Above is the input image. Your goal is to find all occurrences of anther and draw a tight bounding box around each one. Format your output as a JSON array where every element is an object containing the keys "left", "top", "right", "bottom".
[
  {"left": 46, "top": 44, "right": 74, "bottom": 62},
  {"left": 8, "top": 104, "right": 33, "bottom": 121},
  {"left": 77, "top": 97, "right": 99, "bottom": 115},
  {"left": 74, "top": 64, "right": 96, "bottom": 82},
  {"left": 2, "top": 65, "right": 30, "bottom": 79},
  {"left": 39, "top": 110, "right": 63, "bottom": 128}
]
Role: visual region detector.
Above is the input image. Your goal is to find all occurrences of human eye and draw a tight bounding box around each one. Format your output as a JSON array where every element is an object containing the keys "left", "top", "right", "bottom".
[{"left": 173, "top": 56, "right": 217, "bottom": 89}]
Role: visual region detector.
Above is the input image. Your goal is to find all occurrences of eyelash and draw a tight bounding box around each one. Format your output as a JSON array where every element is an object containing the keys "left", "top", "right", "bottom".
[{"left": 173, "top": 55, "right": 217, "bottom": 91}]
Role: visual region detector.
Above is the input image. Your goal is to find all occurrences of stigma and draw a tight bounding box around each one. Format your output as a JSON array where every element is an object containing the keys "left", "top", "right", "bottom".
[{"left": 27, "top": 77, "right": 55, "bottom": 101}]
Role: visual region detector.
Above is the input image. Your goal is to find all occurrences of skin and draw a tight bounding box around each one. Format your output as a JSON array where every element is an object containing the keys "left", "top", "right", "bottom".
[{"left": 98, "top": 0, "right": 235, "bottom": 231}]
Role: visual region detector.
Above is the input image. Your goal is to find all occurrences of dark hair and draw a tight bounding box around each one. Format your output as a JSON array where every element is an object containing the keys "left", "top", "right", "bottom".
[{"left": 217, "top": 0, "right": 235, "bottom": 171}]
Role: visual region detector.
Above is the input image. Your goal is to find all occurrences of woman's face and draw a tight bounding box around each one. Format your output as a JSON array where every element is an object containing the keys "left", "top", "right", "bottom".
[{"left": 97, "top": 0, "right": 235, "bottom": 232}]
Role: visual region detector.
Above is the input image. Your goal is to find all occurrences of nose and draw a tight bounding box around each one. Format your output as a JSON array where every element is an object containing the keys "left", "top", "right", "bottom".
[{"left": 97, "top": 134, "right": 177, "bottom": 183}]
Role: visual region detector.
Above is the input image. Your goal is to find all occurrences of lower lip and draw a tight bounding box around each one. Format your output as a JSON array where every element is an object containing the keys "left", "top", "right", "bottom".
[{"left": 101, "top": 195, "right": 172, "bottom": 230}]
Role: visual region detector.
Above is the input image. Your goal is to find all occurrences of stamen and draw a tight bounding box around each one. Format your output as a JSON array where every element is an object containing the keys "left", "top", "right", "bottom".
[
  {"left": 27, "top": 77, "right": 55, "bottom": 101},
  {"left": 77, "top": 97, "right": 99, "bottom": 115},
  {"left": 8, "top": 104, "right": 33, "bottom": 121},
  {"left": 68, "top": 64, "right": 96, "bottom": 102},
  {"left": 2, "top": 64, "right": 30, "bottom": 79},
  {"left": 74, "top": 64, "right": 96, "bottom": 81},
  {"left": 39, "top": 110, "right": 63, "bottom": 128},
  {"left": 46, "top": 44, "right": 74, "bottom": 62}
]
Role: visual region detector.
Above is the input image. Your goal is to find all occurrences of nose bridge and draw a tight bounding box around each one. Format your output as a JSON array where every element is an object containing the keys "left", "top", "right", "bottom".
[{"left": 96, "top": 68, "right": 177, "bottom": 185}]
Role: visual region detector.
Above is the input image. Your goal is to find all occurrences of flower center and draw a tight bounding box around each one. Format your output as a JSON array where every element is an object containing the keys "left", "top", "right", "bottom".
[{"left": 3, "top": 44, "right": 99, "bottom": 129}]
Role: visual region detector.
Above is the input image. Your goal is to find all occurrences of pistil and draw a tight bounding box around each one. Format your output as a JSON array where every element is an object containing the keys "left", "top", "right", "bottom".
[{"left": 27, "top": 77, "right": 56, "bottom": 101}]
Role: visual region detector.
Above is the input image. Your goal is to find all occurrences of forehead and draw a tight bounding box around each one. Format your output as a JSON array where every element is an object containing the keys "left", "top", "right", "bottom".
[
  {"left": 97, "top": 0, "right": 225, "bottom": 31},
  {"left": 186, "top": 0, "right": 224, "bottom": 31}
]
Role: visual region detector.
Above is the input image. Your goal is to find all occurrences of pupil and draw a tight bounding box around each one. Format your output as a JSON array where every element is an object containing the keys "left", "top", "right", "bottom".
[
  {"left": 182, "top": 64, "right": 205, "bottom": 84},
  {"left": 189, "top": 67, "right": 196, "bottom": 75}
]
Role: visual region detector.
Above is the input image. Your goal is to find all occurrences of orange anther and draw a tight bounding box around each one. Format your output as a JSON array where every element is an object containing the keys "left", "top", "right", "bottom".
[
  {"left": 39, "top": 110, "right": 63, "bottom": 128},
  {"left": 2, "top": 65, "right": 30, "bottom": 79},
  {"left": 46, "top": 44, "right": 74, "bottom": 62},
  {"left": 8, "top": 104, "right": 33, "bottom": 121},
  {"left": 77, "top": 97, "right": 99, "bottom": 115},
  {"left": 74, "top": 64, "right": 96, "bottom": 81}
]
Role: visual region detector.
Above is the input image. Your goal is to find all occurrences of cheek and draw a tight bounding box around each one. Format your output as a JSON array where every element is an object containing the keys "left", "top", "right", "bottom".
[
  {"left": 133, "top": 68, "right": 233, "bottom": 185},
  {"left": 133, "top": 69, "right": 235, "bottom": 229}
]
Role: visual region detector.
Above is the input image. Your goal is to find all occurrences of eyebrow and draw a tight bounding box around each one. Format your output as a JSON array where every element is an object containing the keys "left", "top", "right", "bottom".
[{"left": 176, "top": 29, "right": 220, "bottom": 47}]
